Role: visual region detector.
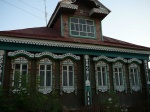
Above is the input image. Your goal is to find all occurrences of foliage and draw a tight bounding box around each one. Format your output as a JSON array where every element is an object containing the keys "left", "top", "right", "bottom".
[
  {"left": 0, "top": 72, "right": 62, "bottom": 112},
  {"left": 104, "top": 91, "right": 122, "bottom": 112}
]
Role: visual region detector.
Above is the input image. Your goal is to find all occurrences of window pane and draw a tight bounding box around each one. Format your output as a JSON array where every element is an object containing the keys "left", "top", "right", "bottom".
[
  {"left": 40, "top": 65, "right": 45, "bottom": 70},
  {"left": 79, "top": 19, "right": 85, "bottom": 24},
  {"left": 79, "top": 24, "right": 83, "bottom": 31},
  {"left": 63, "top": 66, "right": 67, "bottom": 70},
  {"left": 83, "top": 25, "right": 86, "bottom": 32},
  {"left": 91, "top": 26, "right": 94, "bottom": 33},
  {"left": 131, "top": 73, "right": 135, "bottom": 85},
  {"left": 119, "top": 73, "right": 123, "bottom": 85},
  {"left": 88, "top": 33, "right": 94, "bottom": 37},
  {"left": 97, "top": 67, "right": 100, "bottom": 71},
  {"left": 71, "top": 23, "right": 75, "bottom": 30},
  {"left": 22, "top": 64, "right": 27, "bottom": 70},
  {"left": 115, "top": 73, "right": 119, "bottom": 86},
  {"left": 80, "top": 32, "right": 86, "bottom": 36},
  {"left": 71, "top": 18, "right": 78, "bottom": 23},
  {"left": 71, "top": 31, "right": 79, "bottom": 35},
  {"left": 47, "top": 65, "right": 51, "bottom": 70},
  {"left": 87, "top": 26, "right": 90, "bottom": 32},
  {"left": 14, "top": 73, "right": 20, "bottom": 89},
  {"left": 69, "top": 66, "right": 73, "bottom": 71},
  {"left": 135, "top": 73, "right": 139, "bottom": 85},
  {"left": 40, "top": 71, "right": 44, "bottom": 86},
  {"left": 98, "top": 72, "right": 102, "bottom": 86},
  {"left": 69, "top": 72, "right": 73, "bottom": 86},
  {"left": 46, "top": 71, "right": 51, "bottom": 86},
  {"left": 63, "top": 71, "right": 67, "bottom": 86},
  {"left": 86, "top": 20, "right": 93, "bottom": 25},
  {"left": 15, "top": 64, "right": 20, "bottom": 70}
]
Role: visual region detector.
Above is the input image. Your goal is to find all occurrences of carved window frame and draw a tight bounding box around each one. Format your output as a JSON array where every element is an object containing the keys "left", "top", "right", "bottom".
[
  {"left": 113, "top": 62, "right": 127, "bottom": 92},
  {"left": 11, "top": 57, "right": 30, "bottom": 92},
  {"left": 60, "top": 59, "right": 75, "bottom": 94},
  {"left": 38, "top": 58, "right": 53, "bottom": 94},
  {"left": 95, "top": 61, "right": 110, "bottom": 93},
  {"left": 129, "top": 63, "right": 141, "bottom": 92}
]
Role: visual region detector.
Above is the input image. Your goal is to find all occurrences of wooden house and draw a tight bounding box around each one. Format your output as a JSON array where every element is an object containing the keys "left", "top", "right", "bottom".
[{"left": 0, "top": 0, "right": 150, "bottom": 109}]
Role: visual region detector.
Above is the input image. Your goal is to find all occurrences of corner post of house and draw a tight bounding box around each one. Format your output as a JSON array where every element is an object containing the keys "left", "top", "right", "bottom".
[
  {"left": 0, "top": 50, "right": 5, "bottom": 87},
  {"left": 84, "top": 55, "right": 92, "bottom": 106}
]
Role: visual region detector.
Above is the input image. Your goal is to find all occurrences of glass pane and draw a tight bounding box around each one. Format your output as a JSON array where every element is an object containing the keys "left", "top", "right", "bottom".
[
  {"left": 91, "top": 26, "right": 94, "bottom": 33},
  {"left": 115, "top": 68, "right": 117, "bottom": 72},
  {"left": 79, "top": 24, "right": 83, "bottom": 31},
  {"left": 15, "top": 64, "right": 20, "bottom": 70},
  {"left": 69, "top": 72, "right": 73, "bottom": 86},
  {"left": 103, "top": 72, "right": 107, "bottom": 86},
  {"left": 40, "top": 71, "right": 44, "bottom": 86},
  {"left": 71, "top": 18, "right": 78, "bottom": 23},
  {"left": 69, "top": 66, "right": 73, "bottom": 71},
  {"left": 80, "top": 32, "right": 86, "bottom": 36},
  {"left": 40, "top": 65, "right": 45, "bottom": 70},
  {"left": 97, "top": 67, "right": 100, "bottom": 71},
  {"left": 79, "top": 19, "right": 85, "bottom": 24},
  {"left": 115, "top": 73, "right": 119, "bottom": 86},
  {"left": 71, "top": 31, "right": 79, "bottom": 35},
  {"left": 135, "top": 73, "right": 139, "bottom": 85},
  {"left": 47, "top": 65, "right": 51, "bottom": 70},
  {"left": 88, "top": 33, "right": 94, "bottom": 37},
  {"left": 119, "top": 68, "right": 122, "bottom": 72},
  {"left": 22, "top": 64, "right": 27, "bottom": 70},
  {"left": 131, "top": 73, "right": 134, "bottom": 85},
  {"left": 98, "top": 72, "right": 102, "bottom": 86},
  {"left": 119, "top": 73, "right": 123, "bottom": 85},
  {"left": 87, "top": 26, "right": 90, "bottom": 32},
  {"left": 63, "top": 71, "right": 67, "bottom": 86},
  {"left": 71, "top": 23, "right": 75, "bottom": 30},
  {"left": 75, "top": 24, "right": 79, "bottom": 31},
  {"left": 46, "top": 71, "right": 51, "bottom": 86},
  {"left": 63, "top": 66, "right": 67, "bottom": 70},
  {"left": 86, "top": 20, "right": 93, "bottom": 25},
  {"left": 83, "top": 25, "right": 86, "bottom": 32}
]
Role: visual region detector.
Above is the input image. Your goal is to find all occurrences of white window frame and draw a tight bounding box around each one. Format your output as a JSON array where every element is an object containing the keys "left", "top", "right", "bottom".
[
  {"left": 62, "top": 60, "right": 75, "bottom": 93},
  {"left": 38, "top": 58, "right": 52, "bottom": 94},
  {"left": 95, "top": 61, "right": 110, "bottom": 93},
  {"left": 70, "top": 17, "right": 95, "bottom": 38},
  {"left": 12, "top": 57, "right": 28, "bottom": 92},
  {"left": 113, "top": 62, "right": 126, "bottom": 92},
  {"left": 129, "top": 63, "right": 141, "bottom": 92}
]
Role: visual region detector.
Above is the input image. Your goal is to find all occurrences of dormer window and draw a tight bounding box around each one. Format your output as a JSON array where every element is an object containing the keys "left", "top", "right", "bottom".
[{"left": 70, "top": 17, "right": 95, "bottom": 38}]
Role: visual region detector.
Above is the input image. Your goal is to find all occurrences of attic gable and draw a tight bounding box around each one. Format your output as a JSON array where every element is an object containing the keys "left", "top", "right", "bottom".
[{"left": 47, "top": 0, "right": 110, "bottom": 28}]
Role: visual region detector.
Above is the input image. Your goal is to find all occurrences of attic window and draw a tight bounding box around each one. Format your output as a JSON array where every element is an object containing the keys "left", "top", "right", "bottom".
[{"left": 70, "top": 17, "right": 95, "bottom": 38}]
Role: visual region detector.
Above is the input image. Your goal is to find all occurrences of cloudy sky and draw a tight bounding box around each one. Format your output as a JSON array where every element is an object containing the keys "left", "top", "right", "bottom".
[{"left": 0, "top": 0, "right": 150, "bottom": 47}]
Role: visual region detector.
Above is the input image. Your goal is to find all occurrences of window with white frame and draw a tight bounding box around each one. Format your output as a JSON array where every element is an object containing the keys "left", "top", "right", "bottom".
[
  {"left": 39, "top": 58, "right": 52, "bottom": 94},
  {"left": 12, "top": 57, "right": 28, "bottom": 89},
  {"left": 95, "top": 61, "right": 109, "bottom": 92},
  {"left": 62, "top": 59, "right": 74, "bottom": 93},
  {"left": 70, "top": 17, "right": 95, "bottom": 38},
  {"left": 129, "top": 63, "right": 141, "bottom": 91},
  {"left": 113, "top": 62, "right": 126, "bottom": 92}
]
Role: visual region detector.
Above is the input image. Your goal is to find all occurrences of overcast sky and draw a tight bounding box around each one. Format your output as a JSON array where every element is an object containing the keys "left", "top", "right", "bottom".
[{"left": 0, "top": 0, "right": 150, "bottom": 47}]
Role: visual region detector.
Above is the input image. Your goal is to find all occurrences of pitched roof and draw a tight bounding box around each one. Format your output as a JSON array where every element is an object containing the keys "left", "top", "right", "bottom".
[{"left": 0, "top": 27, "right": 150, "bottom": 51}]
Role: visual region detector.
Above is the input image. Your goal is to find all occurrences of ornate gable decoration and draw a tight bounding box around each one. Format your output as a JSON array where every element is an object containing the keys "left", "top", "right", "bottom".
[
  {"left": 60, "top": 0, "right": 76, "bottom": 4},
  {"left": 93, "top": 55, "right": 112, "bottom": 62},
  {"left": 112, "top": 57, "right": 127, "bottom": 63},
  {"left": 128, "top": 58, "right": 142, "bottom": 64},
  {"left": 8, "top": 50, "right": 34, "bottom": 58},
  {"left": 58, "top": 53, "right": 80, "bottom": 60},
  {"left": 35, "top": 52, "right": 58, "bottom": 59}
]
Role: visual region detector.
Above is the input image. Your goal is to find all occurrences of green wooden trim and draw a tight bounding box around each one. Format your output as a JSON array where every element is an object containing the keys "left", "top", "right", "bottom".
[
  {"left": 69, "top": 16, "right": 96, "bottom": 39},
  {"left": 0, "top": 42, "right": 149, "bottom": 60}
]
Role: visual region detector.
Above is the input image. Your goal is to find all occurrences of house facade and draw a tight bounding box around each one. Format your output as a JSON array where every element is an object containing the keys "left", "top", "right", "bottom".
[{"left": 0, "top": 0, "right": 150, "bottom": 108}]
